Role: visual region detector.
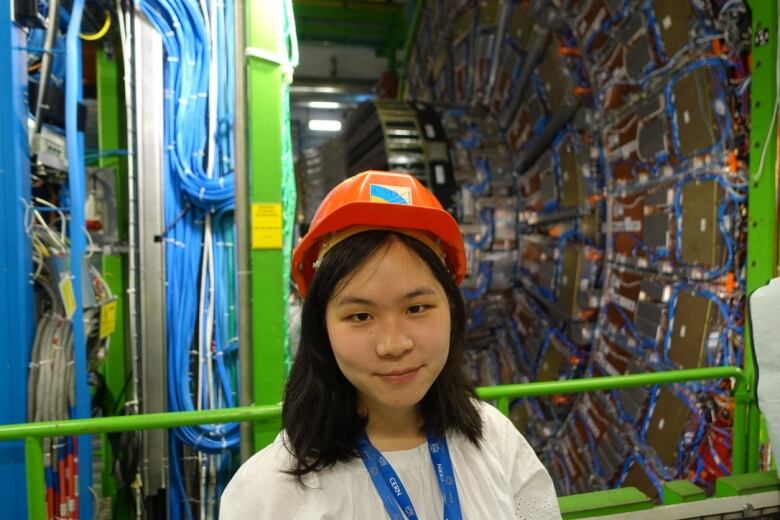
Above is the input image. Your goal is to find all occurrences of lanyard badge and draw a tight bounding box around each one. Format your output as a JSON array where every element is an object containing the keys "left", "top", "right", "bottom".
[{"left": 358, "top": 433, "right": 463, "bottom": 520}]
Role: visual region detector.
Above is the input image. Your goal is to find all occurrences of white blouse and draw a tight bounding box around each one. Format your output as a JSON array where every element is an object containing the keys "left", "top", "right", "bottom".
[{"left": 220, "top": 401, "right": 561, "bottom": 519}]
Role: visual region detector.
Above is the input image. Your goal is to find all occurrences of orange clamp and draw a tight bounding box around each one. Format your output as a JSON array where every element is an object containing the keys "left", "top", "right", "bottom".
[{"left": 558, "top": 46, "right": 582, "bottom": 57}]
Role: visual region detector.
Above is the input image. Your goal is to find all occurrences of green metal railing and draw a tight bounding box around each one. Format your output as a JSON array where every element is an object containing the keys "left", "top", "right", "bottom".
[{"left": 0, "top": 366, "right": 748, "bottom": 520}]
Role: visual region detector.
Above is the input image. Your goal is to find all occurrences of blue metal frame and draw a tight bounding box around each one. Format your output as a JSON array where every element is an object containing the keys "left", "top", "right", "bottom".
[
  {"left": 0, "top": 18, "right": 35, "bottom": 520},
  {"left": 63, "top": 0, "right": 93, "bottom": 515}
]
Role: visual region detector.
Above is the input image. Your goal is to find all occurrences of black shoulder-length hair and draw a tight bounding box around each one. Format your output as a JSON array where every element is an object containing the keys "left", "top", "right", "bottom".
[{"left": 282, "top": 230, "right": 483, "bottom": 480}]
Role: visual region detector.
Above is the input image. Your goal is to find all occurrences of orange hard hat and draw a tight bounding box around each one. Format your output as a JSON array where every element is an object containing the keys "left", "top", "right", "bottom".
[{"left": 292, "top": 170, "right": 466, "bottom": 297}]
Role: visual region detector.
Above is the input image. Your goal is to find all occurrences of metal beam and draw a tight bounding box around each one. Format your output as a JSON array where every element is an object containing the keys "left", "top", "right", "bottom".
[
  {"left": 96, "top": 46, "right": 129, "bottom": 503},
  {"left": 0, "top": 20, "right": 34, "bottom": 520},
  {"left": 134, "top": 14, "right": 168, "bottom": 495},
  {"left": 743, "top": 0, "right": 778, "bottom": 475},
  {"left": 293, "top": 0, "right": 404, "bottom": 49},
  {"left": 294, "top": 0, "right": 403, "bottom": 22},
  {"left": 245, "top": 0, "right": 288, "bottom": 449},
  {"left": 296, "top": 21, "right": 391, "bottom": 44}
]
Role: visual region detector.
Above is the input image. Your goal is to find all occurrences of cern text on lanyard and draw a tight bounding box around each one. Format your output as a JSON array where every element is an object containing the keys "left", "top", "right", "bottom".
[{"left": 357, "top": 432, "right": 463, "bottom": 520}]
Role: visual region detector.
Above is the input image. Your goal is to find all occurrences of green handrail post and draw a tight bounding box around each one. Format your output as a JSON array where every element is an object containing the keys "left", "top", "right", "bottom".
[
  {"left": 24, "top": 437, "right": 45, "bottom": 520},
  {"left": 496, "top": 396, "right": 509, "bottom": 417},
  {"left": 732, "top": 387, "right": 750, "bottom": 474},
  {"left": 745, "top": 0, "right": 778, "bottom": 475}
]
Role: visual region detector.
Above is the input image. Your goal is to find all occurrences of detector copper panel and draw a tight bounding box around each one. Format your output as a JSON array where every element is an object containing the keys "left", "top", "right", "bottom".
[
  {"left": 637, "top": 116, "right": 666, "bottom": 161},
  {"left": 614, "top": 10, "right": 644, "bottom": 43},
  {"left": 525, "top": 330, "right": 543, "bottom": 362},
  {"left": 635, "top": 300, "right": 664, "bottom": 340},
  {"left": 452, "top": 7, "right": 475, "bottom": 45},
  {"left": 538, "top": 260, "right": 557, "bottom": 294},
  {"left": 643, "top": 211, "right": 670, "bottom": 249},
  {"left": 669, "top": 290, "right": 713, "bottom": 369},
  {"left": 604, "top": 0, "right": 624, "bottom": 15},
  {"left": 639, "top": 279, "right": 666, "bottom": 302},
  {"left": 643, "top": 187, "right": 671, "bottom": 207},
  {"left": 539, "top": 168, "right": 558, "bottom": 204},
  {"left": 622, "top": 459, "right": 659, "bottom": 499},
  {"left": 538, "top": 42, "right": 570, "bottom": 112},
  {"left": 652, "top": 0, "right": 694, "bottom": 58},
  {"left": 506, "top": 91, "right": 546, "bottom": 150},
  {"left": 537, "top": 341, "right": 567, "bottom": 381},
  {"left": 636, "top": 93, "right": 664, "bottom": 119},
  {"left": 579, "top": 213, "right": 601, "bottom": 241},
  {"left": 478, "top": 0, "right": 499, "bottom": 25},
  {"left": 615, "top": 358, "right": 648, "bottom": 419},
  {"left": 569, "top": 322, "right": 594, "bottom": 346},
  {"left": 557, "top": 245, "right": 584, "bottom": 318},
  {"left": 625, "top": 34, "right": 653, "bottom": 80},
  {"left": 596, "top": 427, "right": 627, "bottom": 480},
  {"left": 508, "top": 3, "right": 535, "bottom": 49},
  {"left": 510, "top": 399, "right": 530, "bottom": 431},
  {"left": 617, "top": 385, "right": 646, "bottom": 421},
  {"left": 681, "top": 179, "right": 722, "bottom": 266},
  {"left": 646, "top": 387, "right": 691, "bottom": 469},
  {"left": 559, "top": 136, "right": 585, "bottom": 207},
  {"left": 673, "top": 65, "right": 719, "bottom": 157}
]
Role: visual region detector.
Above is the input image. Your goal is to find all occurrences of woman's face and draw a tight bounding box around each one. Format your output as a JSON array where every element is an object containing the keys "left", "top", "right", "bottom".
[{"left": 325, "top": 238, "right": 451, "bottom": 419}]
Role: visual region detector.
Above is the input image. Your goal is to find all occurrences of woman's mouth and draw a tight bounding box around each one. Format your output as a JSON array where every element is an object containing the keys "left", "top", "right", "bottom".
[{"left": 378, "top": 367, "right": 421, "bottom": 384}]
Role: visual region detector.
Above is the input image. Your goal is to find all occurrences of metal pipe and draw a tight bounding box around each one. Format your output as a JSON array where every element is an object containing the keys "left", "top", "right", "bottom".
[
  {"left": 64, "top": 0, "right": 94, "bottom": 515},
  {"left": 476, "top": 366, "right": 745, "bottom": 400},
  {"left": 485, "top": 1, "right": 513, "bottom": 105},
  {"left": 499, "top": 27, "right": 549, "bottom": 129},
  {"left": 1, "top": 367, "right": 744, "bottom": 442},
  {"left": 32, "top": 0, "right": 60, "bottom": 135},
  {"left": 515, "top": 101, "right": 579, "bottom": 173},
  {"left": 0, "top": 404, "right": 282, "bottom": 441},
  {"left": 233, "top": 0, "right": 255, "bottom": 462}
]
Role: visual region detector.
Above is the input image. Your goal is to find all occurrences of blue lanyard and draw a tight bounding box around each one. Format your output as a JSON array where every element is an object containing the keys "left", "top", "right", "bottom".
[{"left": 357, "top": 432, "right": 463, "bottom": 520}]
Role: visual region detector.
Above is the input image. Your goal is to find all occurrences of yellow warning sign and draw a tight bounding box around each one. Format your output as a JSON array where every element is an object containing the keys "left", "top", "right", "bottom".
[
  {"left": 59, "top": 273, "right": 76, "bottom": 320},
  {"left": 99, "top": 300, "right": 118, "bottom": 339},
  {"left": 251, "top": 203, "right": 283, "bottom": 249}
]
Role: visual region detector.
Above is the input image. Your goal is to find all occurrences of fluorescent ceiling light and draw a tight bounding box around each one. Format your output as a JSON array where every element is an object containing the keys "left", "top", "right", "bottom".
[
  {"left": 307, "top": 101, "right": 341, "bottom": 109},
  {"left": 308, "top": 119, "right": 342, "bottom": 132}
]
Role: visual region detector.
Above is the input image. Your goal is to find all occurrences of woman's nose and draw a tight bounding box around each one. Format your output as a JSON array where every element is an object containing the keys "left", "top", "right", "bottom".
[{"left": 375, "top": 319, "right": 414, "bottom": 357}]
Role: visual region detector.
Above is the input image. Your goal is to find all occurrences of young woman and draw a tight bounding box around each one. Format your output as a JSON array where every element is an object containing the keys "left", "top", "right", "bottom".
[{"left": 220, "top": 171, "right": 561, "bottom": 519}]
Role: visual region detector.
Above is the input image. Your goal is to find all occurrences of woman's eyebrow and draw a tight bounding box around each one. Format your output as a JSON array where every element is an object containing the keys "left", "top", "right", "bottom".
[
  {"left": 335, "top": 296, "right": 376, "bottom": 307},
  {"left": 402, "top": 287, "right": 436, "bottom": 299},
  {"left": 336, "top": 287, "right": 436, "bottom": 307}
]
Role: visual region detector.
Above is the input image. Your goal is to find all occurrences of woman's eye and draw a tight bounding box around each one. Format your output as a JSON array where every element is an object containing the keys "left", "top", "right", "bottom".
[
  {"left": 349, "top": 313, "right": 372, "bottom": 322},
  {"left": 408, "top": 305, "right": 428, "bottom": 314}
]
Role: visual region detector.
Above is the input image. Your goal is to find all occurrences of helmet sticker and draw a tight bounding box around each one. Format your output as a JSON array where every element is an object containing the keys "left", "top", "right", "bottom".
[{"left": 369, "top": 184, "right": 412, "bottom": 205}]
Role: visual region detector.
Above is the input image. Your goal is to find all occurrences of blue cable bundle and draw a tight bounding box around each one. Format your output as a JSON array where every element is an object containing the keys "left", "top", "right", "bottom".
[{"left": 137, "top": 0, "right": 238, "bottom": 515}]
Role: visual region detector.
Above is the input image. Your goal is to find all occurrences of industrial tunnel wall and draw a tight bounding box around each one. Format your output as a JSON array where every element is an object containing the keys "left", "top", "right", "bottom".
[{"left": 296, "top": 0, "right": 753, "bottom": 501}]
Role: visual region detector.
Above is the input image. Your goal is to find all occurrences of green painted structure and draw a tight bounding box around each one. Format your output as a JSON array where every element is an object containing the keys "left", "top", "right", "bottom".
[{"left": 662, "top": 480, "right": 706, "bottom": 505}]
